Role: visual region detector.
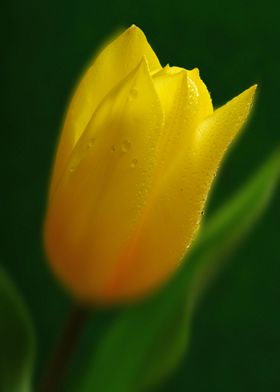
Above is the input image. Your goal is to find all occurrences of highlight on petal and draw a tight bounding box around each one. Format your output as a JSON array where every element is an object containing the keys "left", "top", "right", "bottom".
[
  {"left": 152, "top": 66, "right": 213, "bottom": 175},
  {"left": 187, "top": 68, "right": 213, "bottom": 118},
  {"left": 50, "top": 25, "right": 161, "bottom": 198},
  {"left": 45, "top": 58, "right": 163, "bottom": 301}
]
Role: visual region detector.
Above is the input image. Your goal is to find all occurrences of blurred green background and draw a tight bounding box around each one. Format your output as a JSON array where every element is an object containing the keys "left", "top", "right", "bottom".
[{"left": 1, "top": 0, "right": 280, "bottom": 390}]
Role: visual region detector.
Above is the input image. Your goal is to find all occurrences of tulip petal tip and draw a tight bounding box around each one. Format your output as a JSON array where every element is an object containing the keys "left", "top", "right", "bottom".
[{"left": 126, "top": 24, "right": 145, "bottom": 39}]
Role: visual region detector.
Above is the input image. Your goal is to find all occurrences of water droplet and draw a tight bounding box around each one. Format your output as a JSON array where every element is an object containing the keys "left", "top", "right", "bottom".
[
  {"left": 130, "top": 158, "right": 138, "bottom": 168},
  {"left": 130, "top": 88, "right": 138, "bottom": 99},
  {"left": 87, "top": 137, "right": 95, "bottom": 148},
  {"left": 69, "top": 166, "right": 76, "bottom": 173},
  {"left": 121, "top": 140, "right": 131, "bottom": 153}
]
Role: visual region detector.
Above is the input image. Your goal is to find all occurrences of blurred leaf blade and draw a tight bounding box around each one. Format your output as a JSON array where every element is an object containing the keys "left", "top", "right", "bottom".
[
  {"left": 0, "top": 267, "right": 36, "bottom": 392},
  {"left": 185, "top": 147, "right": 280, "bottom": 309},
  {"left": 77, "top": 149, "right": 280, "bottom": 392}
]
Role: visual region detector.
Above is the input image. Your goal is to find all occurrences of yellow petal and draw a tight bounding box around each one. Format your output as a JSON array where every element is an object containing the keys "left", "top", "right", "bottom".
[
  {"left": 50, "top": 25, "right": 161, "bottom": 198},
  {"left": 152, "top": 66, "right": 213, "bottom": 176},
  {"left": 101, "top": 86, "right": 256, "bottom": 301},
  {"left": 44, "top": 58, "right": 163, "bottom": 301},
  {"left": 195, "top": 85, "right": 257, "bottom": 175},
  {"left": 188, "top": 68, "right": 213, "bottom": 119},
  {"left": 152, "top": 66, "right": 185, "bottom": 124}
]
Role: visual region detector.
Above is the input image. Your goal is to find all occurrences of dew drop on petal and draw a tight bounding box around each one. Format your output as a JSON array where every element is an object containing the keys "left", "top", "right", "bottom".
[
  {"left": 130, "top": 158, "right": 138, "bottom": 168},
  {"left": 87, "top": 137, "right": 96, "bottom": 148},
  {"left": 130, "top": 88, "right": 138, "bottom": 99},
  {"left": 121, "top": 140, "right": 131, "bottom": 153}
]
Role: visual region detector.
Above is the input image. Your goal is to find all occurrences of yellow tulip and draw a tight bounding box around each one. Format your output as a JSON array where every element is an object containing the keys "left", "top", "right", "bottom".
[{"left": 44, "top": 25, "right": 256, "bottom": 304}]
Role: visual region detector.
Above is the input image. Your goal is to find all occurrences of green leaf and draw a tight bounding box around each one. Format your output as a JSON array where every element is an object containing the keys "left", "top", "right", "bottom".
[
  {"left": 77, "top": 150, "right": 280, "bottom": 392},
  {"left": 0, "top": 267, "right": 36, "bottom": 392}
]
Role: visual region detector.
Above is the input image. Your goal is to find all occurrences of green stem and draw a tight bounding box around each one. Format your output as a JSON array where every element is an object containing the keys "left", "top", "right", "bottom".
[{"left": 39, "top": 304, "right": 89, "bottom": 392}]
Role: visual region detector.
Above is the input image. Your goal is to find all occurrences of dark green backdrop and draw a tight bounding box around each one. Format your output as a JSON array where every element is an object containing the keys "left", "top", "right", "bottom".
[{"left": 1, "top": 0, "right": 280, "bottom": 390}]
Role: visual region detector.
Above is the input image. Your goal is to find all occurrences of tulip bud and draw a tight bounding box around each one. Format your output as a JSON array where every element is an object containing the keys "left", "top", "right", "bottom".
[{"left": 44, "top": 25, "right": 256, "bottom": 304}]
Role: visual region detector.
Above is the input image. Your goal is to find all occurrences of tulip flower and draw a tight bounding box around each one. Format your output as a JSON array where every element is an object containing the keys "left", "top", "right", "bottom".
[{"left": 44, "top": 25, "right": 256, "bottom": 304}]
